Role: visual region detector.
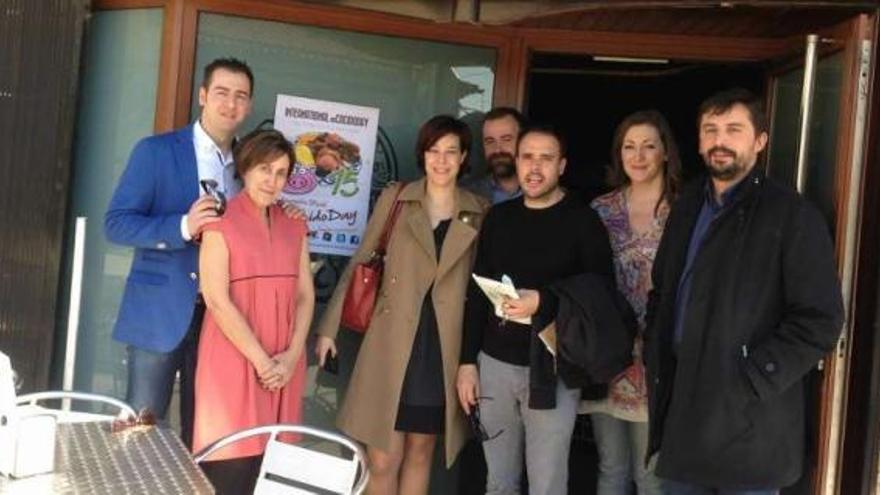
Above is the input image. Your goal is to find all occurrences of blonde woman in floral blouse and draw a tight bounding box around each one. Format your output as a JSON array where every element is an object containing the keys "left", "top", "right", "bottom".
[{"left": 581, "top": 110, "right": 681, "bottom": 495}]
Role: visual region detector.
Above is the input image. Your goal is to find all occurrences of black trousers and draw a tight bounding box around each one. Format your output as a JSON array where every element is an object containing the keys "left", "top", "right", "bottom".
[{"left": 179, "top": 298, "right": 205, "bottom": 450}]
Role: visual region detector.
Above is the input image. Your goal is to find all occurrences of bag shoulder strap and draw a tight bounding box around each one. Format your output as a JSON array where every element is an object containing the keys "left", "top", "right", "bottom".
[{"left": 375, "top": 182, "right": 406, "bottom": 256}]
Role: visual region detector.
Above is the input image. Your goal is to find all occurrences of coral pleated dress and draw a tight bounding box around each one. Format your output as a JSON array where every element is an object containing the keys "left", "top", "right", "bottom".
[{"left": 193, "top": 193, "right": 307, "bottom": 460}]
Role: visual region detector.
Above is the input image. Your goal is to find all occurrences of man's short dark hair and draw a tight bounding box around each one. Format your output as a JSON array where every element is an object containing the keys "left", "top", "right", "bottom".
[
  {"left": 698, "top": 88, "right": 767, "bottom": 134},
  {"left": 415, "top": 115, "right": 473, "bottom": 175},
  {"left": 202, "top": 57, "right": 254, "bottom": 96},
  {"left": 517, "top": 124, "right": 567, "bottom": 158},
  {"left": 483, "top": 107, "right": 526, "bottom": 129}
]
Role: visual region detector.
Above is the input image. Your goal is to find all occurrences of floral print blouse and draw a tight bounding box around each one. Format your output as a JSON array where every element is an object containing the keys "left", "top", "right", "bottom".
[{"left": 580, "top": 188, "right": 669, "bottom": 422}]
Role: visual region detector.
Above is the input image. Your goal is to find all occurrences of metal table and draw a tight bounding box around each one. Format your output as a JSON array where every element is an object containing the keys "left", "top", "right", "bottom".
[{"left": 0, "top": 421, "right": 214, "bottom": 494}]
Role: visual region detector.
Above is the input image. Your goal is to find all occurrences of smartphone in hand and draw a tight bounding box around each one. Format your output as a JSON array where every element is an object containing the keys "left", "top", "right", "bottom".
[{"left": 323, "top": 353, "right": 339, "bottom": 375}]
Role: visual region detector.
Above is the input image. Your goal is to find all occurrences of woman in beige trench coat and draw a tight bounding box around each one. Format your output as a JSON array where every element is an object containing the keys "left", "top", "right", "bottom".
[{"left": 315, "top": 115, "right": 489, "bottom": 495}]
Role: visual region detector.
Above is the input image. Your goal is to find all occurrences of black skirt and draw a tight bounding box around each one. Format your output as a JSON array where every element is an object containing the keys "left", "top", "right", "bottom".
[{"left": 394, "top": 219, "right": 451, "bottom": 434}]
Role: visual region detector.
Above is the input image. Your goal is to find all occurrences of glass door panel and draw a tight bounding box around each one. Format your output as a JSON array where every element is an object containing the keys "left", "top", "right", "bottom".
[
  {"left": 767, "top": 17, "right": 872, "bottom": 494},
  {"left": 767, "top": 51, "right": 843, "bottom": 232},
  {"left": 54, "top": 9, "right": 163, "bottom": 399},
  {"left": 768, "top": 49, "right": 846, "bottom": 495}
]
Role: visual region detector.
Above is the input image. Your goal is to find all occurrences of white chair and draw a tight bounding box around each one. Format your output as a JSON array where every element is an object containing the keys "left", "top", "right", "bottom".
[
  {"left": 193, "top": 424, "right": 369, "bottom": 495},
  {"left": 15, "top": 390, "right": 137, "bottom": 423}
]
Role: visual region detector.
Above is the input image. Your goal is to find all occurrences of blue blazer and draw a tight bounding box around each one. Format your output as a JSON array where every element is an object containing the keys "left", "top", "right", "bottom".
[{"left": 105, "top": 126, "right": 200, "bottom": 353}]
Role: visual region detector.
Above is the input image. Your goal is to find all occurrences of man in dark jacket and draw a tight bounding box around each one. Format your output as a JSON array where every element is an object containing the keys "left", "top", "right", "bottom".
[{"left": 645, "top": 88, "right": 843, "bottom": 494}]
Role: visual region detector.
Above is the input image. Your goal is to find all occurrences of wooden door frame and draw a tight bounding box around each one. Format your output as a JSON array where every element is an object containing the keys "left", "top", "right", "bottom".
[
  {"left": 90, "top": 0, "right": 804, "bottom": 131},
  {"left": 766, "top": 15, "right": 875, "bottom": 493},
  {"left": 509, "top": 27, "right": 796, "bottom": 109},
  {"left": 94, "top": 0, "right": 519, "bottom": 132},
  {"left": 512, "top": 14, "right": 877, "bottom": 495},
  {"left": 89, "top": 1, "right": 880, "bottom": 492},
  {"left": 799, "top": 15, "right": 874, "bottom": 495},
  {"left": 838, "top": 12, "right": 880, "bottom": 494}
]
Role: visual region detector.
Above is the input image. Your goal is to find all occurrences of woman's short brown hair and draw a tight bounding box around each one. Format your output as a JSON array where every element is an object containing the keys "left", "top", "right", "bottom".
[
  {"left": 233, "top": 129, "right": 294, "bottom": 179},
  {"left": 415, "top": 115, "right": 472, "bottom": 175}
]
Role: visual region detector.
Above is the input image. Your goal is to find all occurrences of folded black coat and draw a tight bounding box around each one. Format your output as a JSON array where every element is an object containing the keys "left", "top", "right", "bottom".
[{"left": 528, "top": 273, "right": 638, "bottom": 409}]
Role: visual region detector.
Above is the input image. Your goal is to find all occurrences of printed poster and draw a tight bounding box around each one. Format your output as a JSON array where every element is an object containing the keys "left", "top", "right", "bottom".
[{"left": 274, "top": 94, "right": 380, "bottom": 256}]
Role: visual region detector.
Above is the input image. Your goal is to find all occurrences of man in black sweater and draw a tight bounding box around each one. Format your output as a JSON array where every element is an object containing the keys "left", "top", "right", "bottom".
[{"left": 456, "top": 125, "right": 613, "bottom": 495}]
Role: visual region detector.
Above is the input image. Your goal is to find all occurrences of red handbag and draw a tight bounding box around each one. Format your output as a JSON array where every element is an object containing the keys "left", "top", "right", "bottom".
[{"left": 340, "top": 184, "right": 406, "bottom": 333}]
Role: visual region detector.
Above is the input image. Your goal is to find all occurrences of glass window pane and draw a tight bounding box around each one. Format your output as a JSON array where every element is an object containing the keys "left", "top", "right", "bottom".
[
  {"left": 192, "top": 13, "right": 496, "bottom": 184},
  {"left": 805, "top": 52, "right": 843, "bottom": 232},
  {"left": 57, "top": 9, "right": 163, "bottom": 398},
  {"left": 768, "top": 67, "right": 804, "bottom": 189}
]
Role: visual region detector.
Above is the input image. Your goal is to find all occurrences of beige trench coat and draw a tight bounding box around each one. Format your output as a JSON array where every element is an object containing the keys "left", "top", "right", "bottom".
[{"left": 317, "top": 178, "right": 488, "bottom": 467}]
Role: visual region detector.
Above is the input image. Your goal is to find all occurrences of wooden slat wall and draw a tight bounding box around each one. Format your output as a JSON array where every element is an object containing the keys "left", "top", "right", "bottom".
[{"left": 0, "top": 0, "right": 87, "bottom": 391}]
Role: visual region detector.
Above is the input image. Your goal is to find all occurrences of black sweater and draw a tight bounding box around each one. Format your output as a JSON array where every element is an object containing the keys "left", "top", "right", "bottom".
[{"left": 461, "top": 193, "right": 614, "bottom": 366}]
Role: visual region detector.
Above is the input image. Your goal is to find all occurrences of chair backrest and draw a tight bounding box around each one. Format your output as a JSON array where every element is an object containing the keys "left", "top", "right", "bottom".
[
  {"left": 193, "top": 424, "right": 368, "bottom": 495},
  {"left": 15, "top": 390, "right": 136, "bottom": 422}
]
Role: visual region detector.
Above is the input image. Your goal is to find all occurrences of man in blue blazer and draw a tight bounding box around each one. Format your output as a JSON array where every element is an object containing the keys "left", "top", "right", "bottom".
[{"left": 105, "top": 58, "right": 254, "bottom": 447}]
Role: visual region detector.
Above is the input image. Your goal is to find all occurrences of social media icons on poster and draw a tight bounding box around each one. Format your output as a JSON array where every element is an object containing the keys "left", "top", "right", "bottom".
[{"left": 310, "top": 230, "right": 360, "bottom": 248}]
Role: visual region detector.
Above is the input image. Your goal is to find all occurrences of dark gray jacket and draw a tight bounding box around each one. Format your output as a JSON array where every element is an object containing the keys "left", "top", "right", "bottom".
[
  {"left": 530, "top": 273, "right": 636, "bottom": 409},
  {"left": 645, "top": 170, "right": 843, "bottom": 489}
]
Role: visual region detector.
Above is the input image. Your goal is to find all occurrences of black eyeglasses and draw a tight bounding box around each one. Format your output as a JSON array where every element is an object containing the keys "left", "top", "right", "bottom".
[{"left": 467, "top": 397, "right": 503, "bottom": 442}]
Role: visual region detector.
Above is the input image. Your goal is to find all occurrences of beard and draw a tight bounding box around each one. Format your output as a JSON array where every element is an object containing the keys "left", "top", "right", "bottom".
[
  {"left": 487, "top": 152, "right": 516, "bottom": 179},
  {"left": 703, "top": 146, "right": 746, "bottom": 181}
]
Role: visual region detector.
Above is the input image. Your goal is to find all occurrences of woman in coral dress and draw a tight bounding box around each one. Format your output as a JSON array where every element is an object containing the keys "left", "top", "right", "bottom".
[{"left": 193, "top": 129, "right": 314, "bottom": 494}]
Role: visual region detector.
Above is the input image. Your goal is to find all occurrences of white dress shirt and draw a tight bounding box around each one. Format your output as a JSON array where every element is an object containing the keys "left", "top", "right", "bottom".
[{"left": 180, "top": 120, "right": 240, "bottom": 241}]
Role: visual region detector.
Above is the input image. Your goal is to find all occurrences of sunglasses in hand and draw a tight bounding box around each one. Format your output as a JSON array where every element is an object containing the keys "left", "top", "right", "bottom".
[
  {"left": 466, "top": 397, "right": 503, "bottom": 442},
  {"left": 111, "top": 408, "right": 157, "bottom": 433}
]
